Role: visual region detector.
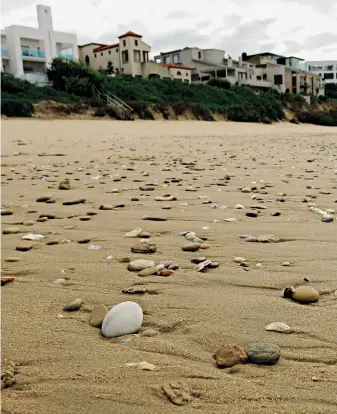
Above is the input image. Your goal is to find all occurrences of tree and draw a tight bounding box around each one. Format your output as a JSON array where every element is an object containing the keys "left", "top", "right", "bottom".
[
  {"left": 325, "top": 83, "right": 337, "bottom": 99},
  {"left": 106, "top": 61, "right": 114, "bottom": 75},
  {"left": 46, "top": 58, "right": 106, "bottom": 97}
]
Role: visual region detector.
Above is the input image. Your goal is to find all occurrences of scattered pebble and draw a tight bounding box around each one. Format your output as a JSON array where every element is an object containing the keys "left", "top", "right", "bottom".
[
  {"left": 101, "top": 301, "right": 143, "bottom": 338},
  {"left": 214, "top": 344, "right": 247, "bottom": 368},
  {"left": 63, "top": 298, "right": 82, "bottom": 312},
  {"left": 244, "top": 342, "right": 281, "bottom": 365}
]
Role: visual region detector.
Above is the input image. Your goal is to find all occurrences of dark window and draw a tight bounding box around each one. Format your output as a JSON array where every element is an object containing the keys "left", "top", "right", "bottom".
[
  {"left": 101, "top": 52, "right": 103, "bottom": 56},
  {"left": 94, "top": 54, "right": 97, "bottom": 58},
  {"left": 116, "top": 48, "right": 118, "bottom": 53},
  {"left": 85, "top": 55, "right": 90, "bottom": 65},
  {"left": 122, "top": 50, "right": 129, "bottom": 62},
  {"left": 109, "top": 50, "right": 111, "bottom": 54},
  {"left": 123, "top": 40, "right": 126, "bottom": 46},
  {"left": 186, "top": 73, "right": 188, "bottom": 76},
  {"left": 135, "top": 40, "right": 138, "bottom": 46},
  {"left": 323, "top": 73, "right": 334, "bottom": 80},
  {"left": 292, "top": 76, "right": 297, "bottom": 86},
  {"left": 263, "top": 73, "right": 267, "bottom": 80},
  {"left": 257, "top": 76, "right": 261, "bottom": 80},
  {"left": 274, "top": 74, "right": 283, "bottom": 85},
  {"left": 176, "top": 71, "right": 181, "bottom": 75},
  {"left": 198, "top": 51, "right": 201, "bottom": 59}
]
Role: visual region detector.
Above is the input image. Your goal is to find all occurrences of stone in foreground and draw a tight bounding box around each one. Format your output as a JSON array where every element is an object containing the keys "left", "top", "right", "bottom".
[
  {"left": 128, "top": 259, "right": 156, "bottom": 271},
  {"left": 244, "top": 342, "right": 280, "bottom": 365},
  {"left": 101, "top": 301, "right": 143, "bottom": 338},
  {"left": 214, "top": 344, "right": 247, "bottom": 368}
]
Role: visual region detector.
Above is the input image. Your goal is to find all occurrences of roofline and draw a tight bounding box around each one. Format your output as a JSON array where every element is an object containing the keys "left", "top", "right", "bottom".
[
  {"left": 159, "top": 49, "right": 182, "bottom": 55},
  {"left": 118, "top": 31, "right": 142, "bottom": 39},
  {"left": 94, "top": 43, "right": 119, "bottom": 52},
  {"left": 79, "top": 42, "right": 106, "bottom": 48}
]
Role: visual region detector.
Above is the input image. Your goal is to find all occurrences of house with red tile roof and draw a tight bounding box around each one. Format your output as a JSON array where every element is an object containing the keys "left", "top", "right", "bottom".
[{"left": 78, "top": 31, "right": 192, "bottom": 83}]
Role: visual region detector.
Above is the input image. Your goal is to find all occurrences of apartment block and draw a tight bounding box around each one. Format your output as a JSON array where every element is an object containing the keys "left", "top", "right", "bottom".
[
  {"left": 1, "top": 5, "right": 78, "bottom": 84},
  {"left": 78, "top": 32, "right": 192, "bottom": 83},
  {"left": 154, "top": 47, "right": 283, "bottom": 91},
  {"left": 242, "top": 52, "right": 321, "bottom": 96},
  {"left": 305, "top": 60, "right": 337, "bottom": 84}
]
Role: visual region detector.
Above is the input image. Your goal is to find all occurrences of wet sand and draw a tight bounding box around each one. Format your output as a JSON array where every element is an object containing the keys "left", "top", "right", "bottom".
[{"left": 1, "top": 120, "right": 337, "bottom": 414}]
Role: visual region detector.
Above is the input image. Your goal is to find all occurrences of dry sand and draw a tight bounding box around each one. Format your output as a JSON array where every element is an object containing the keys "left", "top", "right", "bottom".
[{"left": 1, "top": 120, "right": 337, "bottom": 414}]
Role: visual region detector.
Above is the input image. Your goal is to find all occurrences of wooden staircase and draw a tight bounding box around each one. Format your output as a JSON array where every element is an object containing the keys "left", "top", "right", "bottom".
[{"left": 92, "top": 85, "right": 134, "bottom": 120}]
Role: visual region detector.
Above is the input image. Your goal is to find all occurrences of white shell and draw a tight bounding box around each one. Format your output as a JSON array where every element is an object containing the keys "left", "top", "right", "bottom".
[
  {"left": 102, "top": 301, "right": 143, "bottom": 338},
  {"left": 265, "top": 322, "right": 292, "bottom": 333}
]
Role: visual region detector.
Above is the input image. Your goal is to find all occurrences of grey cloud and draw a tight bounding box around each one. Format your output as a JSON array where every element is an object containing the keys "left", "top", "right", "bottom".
[
  {"left": 282, "top": 31, "right": 337, "bottom": 55},
  {"left": 165, "top": 10, "right": 189, "bottom": 19},
  {"left": 91, "top": 0, "right": 102, "bottom": 6},
  {"left": 1, "top": 0, "right": 35, "bottom": 14},
  {"left": 223, "top": 14, "right": 243, "bottom": 26},
  {"left": 198, "top": 20, "right": 213, "bottom": 29},
  {"left": 151, "top": 29, "right": 207, "bottom": 54},
  {"left": 282, "top": 0, "right": 335, "bottom": 13},
  {"left": 220, "top": 18, "right": 277, "bottom": 57}
]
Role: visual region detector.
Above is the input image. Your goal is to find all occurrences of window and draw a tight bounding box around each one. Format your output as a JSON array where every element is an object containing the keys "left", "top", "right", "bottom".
[
  {"left": 122, "top": 50, "right": 129, "bottom": 62},
  {"left": 109, "top": 50, "right": 111, "bottom": 54},
  {"left": 326, "top": 65, "right": 333, "bottom": 70},
  {"left": 134, "top": 50, "right": 141, "bottom": 62},
  {"left": 263, "top": 73, "right": 267, "bottom": 80},
  {"left": 186, "top": 73, "right": 189, "bottom": 76},
  {"left": 184, "top": 79, "right": 189, "bottom": 83},
  {"left": 323, "top": 73, "right": 334, "bottom": 80},
  {"left": 198, "top": 51, "right": 202, "bottom": 59},
  {"left": 101, "top": 52, "right": 103, "bottom": 56},
  {"left": 274, "top": 74, "right": 283, "bottom": 85},
  {"left": 163, "top": 56, "right": 171, "bottom": 64},
  {"left": 116, "top": 48, "right": 118, "bottom": 53},
  {"left": 23, "top": 66, "right": 33, "bottom": 72},
  {"left": 173, "top": 54, "right": 180, "bottom": 64},
  {"left": 176, "top": 71, "right": 181, "bottom": 76},
  {"left": 44, "top": 8, "right": 48, "bottom": 13},
  {"left": 135, "top": 40, "right": 138, "bottom": 46},
  {"left": 257, "top": 75, "right": 261, "bottom": 80},
  {"left": 123, "top": 40, "right": 126, "bottom": 47},
  {"left": 94, "top": 53, "right": 97, "bottom": 58}
]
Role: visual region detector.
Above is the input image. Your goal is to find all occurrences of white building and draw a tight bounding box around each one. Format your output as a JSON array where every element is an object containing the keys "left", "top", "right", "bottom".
[
  {"left": 305, "top": 60, "right": 337, "bottom": 84},
  {"left": 1, "top": 4, "right": 78, "bottom": 84}
]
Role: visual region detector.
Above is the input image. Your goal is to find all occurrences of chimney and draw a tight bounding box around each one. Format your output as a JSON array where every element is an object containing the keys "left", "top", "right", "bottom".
[{"left": 37, "top": 5, "right": 53, "bottom": 30}]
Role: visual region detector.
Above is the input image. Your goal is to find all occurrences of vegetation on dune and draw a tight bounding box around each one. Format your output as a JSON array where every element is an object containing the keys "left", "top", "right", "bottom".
[{"left": 1, "top": 58, "right": 336, "bottom": 125}]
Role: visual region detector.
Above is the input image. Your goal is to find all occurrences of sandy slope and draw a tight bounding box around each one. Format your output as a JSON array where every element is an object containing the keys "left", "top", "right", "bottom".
[{"left": 1, "top": 120, "right": 337, "bottom": 414}]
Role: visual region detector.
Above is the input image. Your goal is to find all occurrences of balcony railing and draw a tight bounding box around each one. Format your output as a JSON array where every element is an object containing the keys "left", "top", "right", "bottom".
[
  {"left": 1, "top": 48, "right": 9, "bottom": 57},
  {"left": 21, "top": 48, "right": 45, "bottom": 58},
  {"left": 57, "top": 53, "right": 73, "bottom": 60}
]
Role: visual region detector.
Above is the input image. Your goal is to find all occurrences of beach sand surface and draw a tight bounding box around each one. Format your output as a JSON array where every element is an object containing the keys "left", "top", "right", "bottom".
[{"left": 1, "top": 120, "right": 337, "bottom": 414}]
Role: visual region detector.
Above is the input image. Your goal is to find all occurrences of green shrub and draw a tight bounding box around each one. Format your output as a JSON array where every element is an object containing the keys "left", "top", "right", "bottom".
[
  {"left": 1, "top": 98, "right": 35, "bottom": 117},
  {"left": 207, "top": 78, "right": 231, "bottom": 90},
  {"left": 297, "top": 110, "right": 337, "bottom": 126}
]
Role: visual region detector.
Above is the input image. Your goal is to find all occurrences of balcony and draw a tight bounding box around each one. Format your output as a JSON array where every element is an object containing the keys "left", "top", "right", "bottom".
[
  {"left": 1, "top": 48, "right": 9, "bottom": 58},
  {"left": 21, "top": 48, "right": 45, "bottom": 59},
  {"left": 239, "top": 78, "right": 273, "bottom": 88},
  {"left": 57, "top": 52, "right": 73, "bottom": 60}
]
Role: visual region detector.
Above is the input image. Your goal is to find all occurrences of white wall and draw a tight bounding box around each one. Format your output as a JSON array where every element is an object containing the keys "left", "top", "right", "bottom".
[{"left": 2, "top": 5, "right": 78, "bottom": 78}]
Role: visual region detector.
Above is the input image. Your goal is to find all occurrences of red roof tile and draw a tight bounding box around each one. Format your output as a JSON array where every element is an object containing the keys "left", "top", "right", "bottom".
[
  {"left": 162, "top": 64, "right": 193, "bottom": 70},
  {"left": 93, "top": 43, "right": 119, "bottom": 52},
  {"left": 118, "top": 31, "right": 142, "bottom": 39}
]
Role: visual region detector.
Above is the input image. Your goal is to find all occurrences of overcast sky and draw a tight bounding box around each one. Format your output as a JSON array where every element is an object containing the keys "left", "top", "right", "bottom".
[{"left": 2, "top": 0, "right": 337, "bottom": 61}]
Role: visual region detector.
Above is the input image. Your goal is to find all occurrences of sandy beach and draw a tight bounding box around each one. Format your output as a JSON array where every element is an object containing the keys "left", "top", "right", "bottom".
[{"left": 1, "top": 120, "right": 337, "bottom": 414}]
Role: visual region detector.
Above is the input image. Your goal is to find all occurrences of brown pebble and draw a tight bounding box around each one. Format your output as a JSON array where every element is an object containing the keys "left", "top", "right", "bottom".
[
  {"left": 16, "top": 244, "right": 33, "bottom": 252},
  {"left": 77, "top": 238, "right": 91, "bottom": 244},
  {"left": 37, "top": 217, "right": 49, "bottom": 222},
  {"left": 214, "top": 344, "right": 247, "bottom": 368}
]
